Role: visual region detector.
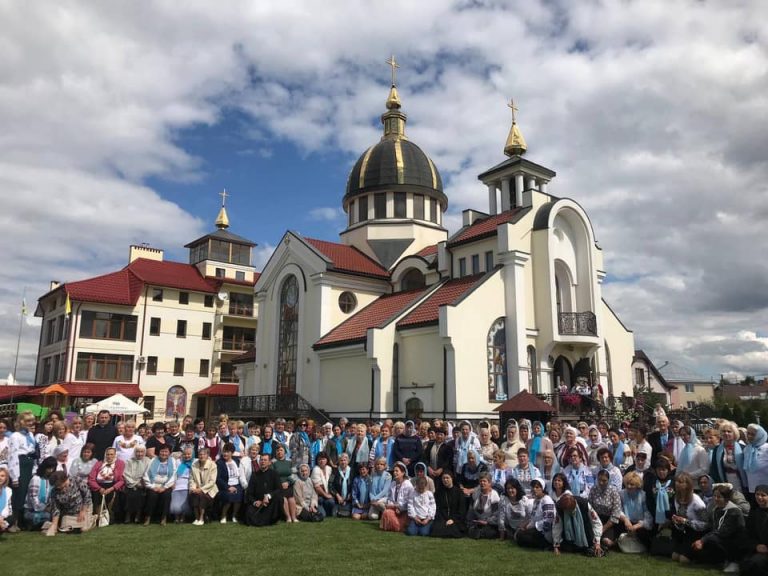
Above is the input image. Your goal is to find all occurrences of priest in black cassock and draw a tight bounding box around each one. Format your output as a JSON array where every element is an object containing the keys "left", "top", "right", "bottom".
[{"left": 245, "top": 453, "right": 283, "bottom": 526}]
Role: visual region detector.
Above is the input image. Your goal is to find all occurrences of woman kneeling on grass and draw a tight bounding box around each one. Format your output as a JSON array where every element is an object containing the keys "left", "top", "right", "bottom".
[
  {"left": 516, "top": 478, "right": 555, "bottom": 549},
  {"left": 690, "top": 482, "right": 745, "bottom": 572},
  {"left": 467, "top": 472, "right": 499, "bottom": 539},
  {"left": 46, "top": 471, "right": 92, "bottom": 535},
  {"left": 294, "top": 463, "right": 323, "bottom": 522},
  {"left": 430, "top": 471, "right": 466, "bottom": 538},
  {"left": 380, "top": 461, "right": 414, "bottom": 532},
  {"left": 24, "top": 457, "right": 56, "bottom": 531},
  {"left": 552, "top": 492, "right": 604, "bottom": 556},
  {"left": 407, "top": 476, "right": 435, "bottom": 536}
]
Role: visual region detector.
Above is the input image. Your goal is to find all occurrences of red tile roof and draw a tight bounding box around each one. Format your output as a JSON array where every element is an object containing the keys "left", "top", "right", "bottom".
[
  {"left": 66, "top": 269, "right": 143, "bottom": 306},
  {"left": 415, "top": 244, "right": 438, "bottom": 258},
  {"left": 0, "top": 386, "right": 37, "bottom": 402},
  {"left": 195, "top": 384, "right": 239, "bottom": 397},
  {"left": 304, "top": 237, "right": 390, "bottom": 279},
  {"left": 447, "top": 208, "right": 527, "bottom": 247},
  {"left": 397, "top": 274, "right": 486, "bottom": 329},
  {"left": 129, "top": 258, "right": 216, "bottom": 293},
  {"left": 314, "top": 288, "right": 429, "bottom": 349},
  {"left": 56, "top": 258, "right": 218, "bottom": 307},
  {"left": 57, "top": 382, "right": 143, "bottom": 397}
]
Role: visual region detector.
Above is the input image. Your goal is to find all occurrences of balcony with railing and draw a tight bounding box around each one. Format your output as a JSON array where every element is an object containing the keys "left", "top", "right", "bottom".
[
  {"left": 227, "top": 303, "right": 254, "bottom": 317},
  {"left": 558, "top": 311, "right": 597, "bottom": 337}
]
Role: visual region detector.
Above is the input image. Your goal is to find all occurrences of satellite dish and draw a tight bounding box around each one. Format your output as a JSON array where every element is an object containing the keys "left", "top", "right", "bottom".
[{"left": 217, "top": 291, "right": 229, "bottom": 301}]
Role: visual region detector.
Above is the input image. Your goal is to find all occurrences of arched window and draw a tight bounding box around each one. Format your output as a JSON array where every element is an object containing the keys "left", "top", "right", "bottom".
[
  {"left": 487, "top": 317, "right": 508, "bottom": 401},
  {"left": 604, "top": 342, "right": 614, "bottom": 398},
  {"left": 406, "top": 397, "right": 423, "bottom": 420},
  {"left": 553, "top": 356, "right": 573, "bottom": 392},
  {"left": 527, "top": 345, "right": 538, "bottom": 394},
  {"left": 276, "top": 275, "right": 299, "bottom": 395},
  {"left": 165, "top": 385, "right": 187, "bottom": 418},
  {"left": 400, "top": 268, "right": 426, "bottom": 291}
]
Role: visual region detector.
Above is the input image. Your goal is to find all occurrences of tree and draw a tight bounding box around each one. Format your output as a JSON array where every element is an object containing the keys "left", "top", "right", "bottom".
[
  {"left": 742, "top": 375, "right": 756, "bottom": 386},
  {"left": 720, "top": 404, "right": 733, "bottom": 421},
  {"left": 760, "top": 405, "right": 768, "bottom": 427},
  {"left": 732, "top": 403, "right": 745, "bottom": 427}
]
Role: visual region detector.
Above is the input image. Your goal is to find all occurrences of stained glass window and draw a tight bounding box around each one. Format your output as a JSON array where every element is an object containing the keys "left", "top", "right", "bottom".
[
  {"left": 487, "top": 317, "right": 508, "bottom": 401},
  {"left": 277, "top": 275, "right": 299, "bottom": 395}
]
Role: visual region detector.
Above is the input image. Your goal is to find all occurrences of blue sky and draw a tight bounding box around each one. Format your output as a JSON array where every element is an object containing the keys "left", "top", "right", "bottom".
[{"left": 1, "top": 0, "right": 767, "bottom": 383}]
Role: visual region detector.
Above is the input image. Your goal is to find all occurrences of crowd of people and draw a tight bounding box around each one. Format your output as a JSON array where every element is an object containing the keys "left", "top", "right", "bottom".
[{"left": 1, "top": 409, "right": 767, "bottom": 574}]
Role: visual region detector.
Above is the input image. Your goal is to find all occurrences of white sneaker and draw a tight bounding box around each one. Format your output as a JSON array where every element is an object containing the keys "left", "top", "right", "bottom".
[
  {"left": 192, "top": 519, "right": 202, "bottom": 526},
  {"left": 723, "top": 562, "right": 739, "bottom": 574},
  {"left": 220, "top": 518, "right": 227, "bottom": 524},
  {"left": 231, "top": 518, "right": 238, "bottom": 524}
]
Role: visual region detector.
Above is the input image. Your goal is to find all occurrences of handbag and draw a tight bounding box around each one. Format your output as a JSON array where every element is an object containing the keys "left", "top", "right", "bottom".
[
  {"left": 618, "top": 532, "right": 647, "bottom": 554},
  {"left": 97, "top": 494, "right": 110, "bottom": 527}
]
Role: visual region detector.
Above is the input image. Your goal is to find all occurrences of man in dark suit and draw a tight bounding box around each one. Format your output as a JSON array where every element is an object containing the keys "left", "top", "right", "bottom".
[
  {"left": 86, "top": 410, "right": 117, "bottom": 460},
  {"left": 647, "top": 415, "right": 674, "bottom": 467},
  {"left": 422, "top": 426, "right": 454, "bottom": 484}
]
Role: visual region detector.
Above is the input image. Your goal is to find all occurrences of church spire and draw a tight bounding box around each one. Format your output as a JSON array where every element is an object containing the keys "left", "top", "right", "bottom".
[
  {"left": 215, "top": 189, "right": 230, "bottom": 229},
  {"left": 504, "top": 98, "right": 527, "bottom": 157},
  {"left": 381, "top": 55, "right": 407, "bottom": 140}
]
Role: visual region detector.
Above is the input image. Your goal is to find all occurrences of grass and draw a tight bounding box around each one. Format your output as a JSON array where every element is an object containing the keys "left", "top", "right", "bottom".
[{"left": 2, "top": 519, "right": 718, "bottom": 576}]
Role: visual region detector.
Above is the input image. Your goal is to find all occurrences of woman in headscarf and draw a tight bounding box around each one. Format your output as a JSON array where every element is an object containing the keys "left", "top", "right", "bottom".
[
  {"left": 618, "top": 471, "right": 653, "bottom": 551},
  {"left": 259, "top": 425, "right": 279, "bottom": 460},
  {"left": 669, "top": 472, "right": 709, "bottom": 564},
  {"left": 380, "top": 461, "right": 414, "bottom": 532},
  {"left": 586, "top": 425, "right": 606, "bottom": 467},
  {"left": 430, "top": 471, "right": 466, "bottom": 538},
  {"left": 189, "top": 447, "right": 217, "bottom": 525},
  {"left": 497, "top": 477, "right": 532, "bottom": 540},
  {"left": 467, "top": 472, "right": 500, "bottom": 539},
  {"left": 516, "top": 478, "right": 556, "bottom": 549},
  {"left": 294, "top": 463, "right": 323, "bottom": 522},
  {"left": 677, "top": 426, "right": 709, "bottom": 480},
  {"left": 527, "top": 421, "right": 553, "bottom": 471},
  {"left": 24, "top": 456, "right": 56, "bottom": 530},
  {"left": 743, "top": 424, "right": 768, "bottom": 499},
  {"left": 711, "top": 421, "right": 746, "bottom": 493},
  {"left": 170, "top": 445, "right": 193, "bottom": 522},
  {"left": 411, "top": 462, "right": 435, "bottom": 493},
  {"left": 589, "top": 468, "right": 622, "bottom": 548},
  {"left": 740, "top": 484, "right": 768, "bottom": 576},
  {"left": 121, "top": 444, "right": 150, "bottom": 524},
  {"left": 87, "top": 447, "right": 124, "bottom": 523},
  {"left": 453, "top": 421, "right": 481, "bottom": 471},
  {"left": 696, "top": 474, "right": 714, "bottom": 505},
  {"left": 500, "top": 420, "right": 525, "bottom": 468},
  {"left": 557, "top": 427, "right": 589, "bottom": 468},
  {"left": 540, "top": 449, "right": 560, "bottom": 486},
  {"left": 607, "top": 428, "right": 630, "bottom": 471},
  {"left": 458, "top": 449, "right": 487, "bottom": 507}
]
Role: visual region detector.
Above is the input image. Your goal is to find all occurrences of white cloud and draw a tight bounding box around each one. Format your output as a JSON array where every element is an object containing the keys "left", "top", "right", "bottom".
[
  {"left": 308, "top": 207, "right": 344, "bottom": 222},
  {"left": 1, "top": 0, "right": 768, "bottom": 380}
]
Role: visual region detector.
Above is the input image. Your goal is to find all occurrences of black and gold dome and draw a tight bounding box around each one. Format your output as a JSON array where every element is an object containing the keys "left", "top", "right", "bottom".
[{"left": 343, "top": 81, "right": 447, "bottom": 211}]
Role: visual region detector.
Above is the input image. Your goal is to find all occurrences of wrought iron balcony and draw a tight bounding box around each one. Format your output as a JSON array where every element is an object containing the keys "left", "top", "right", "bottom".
[
  {"left": 212, "top": 393, "right": 331, "bottom": 424},
  {"left": 558, "top": 311, "right": 597, "bottom": 336}
]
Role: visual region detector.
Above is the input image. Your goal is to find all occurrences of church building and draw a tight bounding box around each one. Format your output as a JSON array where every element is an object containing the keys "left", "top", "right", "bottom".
[{"left": 243, "top": 66, "right": 635, "bottom": 422}]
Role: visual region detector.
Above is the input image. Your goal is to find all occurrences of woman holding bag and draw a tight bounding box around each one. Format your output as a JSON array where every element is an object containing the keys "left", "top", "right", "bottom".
[{"left": 87, "top": 447, "right": 124, "bottom": 526}]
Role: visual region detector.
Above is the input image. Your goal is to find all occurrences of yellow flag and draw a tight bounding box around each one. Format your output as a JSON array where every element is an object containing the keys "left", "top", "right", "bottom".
[{"left": 65, "top": 293, "right": 72, "bottom": 316}]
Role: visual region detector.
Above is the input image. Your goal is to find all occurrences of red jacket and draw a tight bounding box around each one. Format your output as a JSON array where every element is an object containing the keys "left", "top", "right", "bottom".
[{"left": 88, "top": 459, "right": 125, "bottom": 492}]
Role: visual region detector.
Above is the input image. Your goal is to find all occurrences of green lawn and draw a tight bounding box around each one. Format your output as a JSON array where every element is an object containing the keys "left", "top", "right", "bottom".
[{"left": 2, "top": 519, "right": 717, "bottom": 576}]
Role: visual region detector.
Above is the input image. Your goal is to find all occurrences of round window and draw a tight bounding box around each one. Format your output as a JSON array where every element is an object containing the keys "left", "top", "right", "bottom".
[{"left": 338, "top": 291, "right": 357, "bottom": 314}]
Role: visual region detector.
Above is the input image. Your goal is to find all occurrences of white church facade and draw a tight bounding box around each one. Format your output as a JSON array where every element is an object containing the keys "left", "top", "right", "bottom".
[{"left": 243, "top": 77, "right": 635, "bottom": 421}]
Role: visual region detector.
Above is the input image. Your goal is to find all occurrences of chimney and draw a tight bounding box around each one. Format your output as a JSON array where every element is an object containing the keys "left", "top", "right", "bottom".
[
  {"left": 129, "top": 244, "right": 164, "bottom": 263},
  {"left": 462, "top": 209, "right": 489, "bottom": 227},
  {"left": 50, "top": 280, "right": 61, "bottom": 291}
]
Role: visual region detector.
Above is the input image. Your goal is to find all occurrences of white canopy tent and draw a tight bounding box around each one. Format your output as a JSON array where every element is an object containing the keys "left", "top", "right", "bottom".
[{"left": 85, "top": 393, "right": 149, "bottom": 415}]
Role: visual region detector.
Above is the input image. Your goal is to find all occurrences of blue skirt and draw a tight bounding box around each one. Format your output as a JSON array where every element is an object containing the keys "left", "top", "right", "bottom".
[{"left": 220, "top": 484, "right": 243, "bottom": 503}]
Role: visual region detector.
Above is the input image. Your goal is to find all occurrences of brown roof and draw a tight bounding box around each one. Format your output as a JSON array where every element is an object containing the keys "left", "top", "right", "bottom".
[
  {"left": 397, "top": 274, "right": 486, "bottom": 329},
  {"left": 415, "top": 244, "right": 438, "bottom": 258},
  {"left": 304, "top": 237, "right": 390, "bottom": 279},
  {"left": 447, "top": 207, "right": 529, "bottom": 247},
  {"left": 314, "top": 288, "right": 429, "bottom": 349},
  {"left": 195, "top": 384, "right": 239, "bottom": 397},
  {"left": 231, "top": 348, "right": 256, "bottom": 364},
  {"left": 493, "top": 390, "right": 555, "bottom": 413}
]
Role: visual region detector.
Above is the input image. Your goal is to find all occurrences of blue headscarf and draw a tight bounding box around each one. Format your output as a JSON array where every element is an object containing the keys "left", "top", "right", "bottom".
[
  {"left": 713, "top": 432, "right": 744, "bottom": 481},
  {"left": 677, "top": 426, "right": 697, "bottom": 471},
  {"left": 622, "top": 488, "right": 645, "bottom": 523},
  {"left": 611, "top": 437, "right": 626, "bottom": 467},
  {"left": 744, "top": 424, "right": 768, "bottom": 473},
  {"left": 654, "top": 477, "right": 672, "bottom": 525},
  {"left": 529, "top": 421, "right": 544, "bottom": 467}
]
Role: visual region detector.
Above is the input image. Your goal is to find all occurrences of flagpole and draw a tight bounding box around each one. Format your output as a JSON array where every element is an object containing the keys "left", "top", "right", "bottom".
[{"left": 12, "top": 288, "right": 27, "bottom": 382}]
